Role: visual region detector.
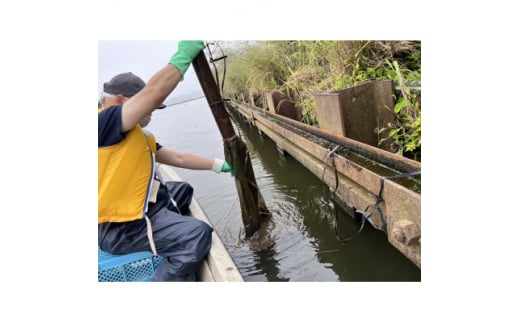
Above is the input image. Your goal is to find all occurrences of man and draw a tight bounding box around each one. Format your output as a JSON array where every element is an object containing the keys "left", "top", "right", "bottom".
[{"left": 98, "top": 41, "right": 232, "bottom": 281}]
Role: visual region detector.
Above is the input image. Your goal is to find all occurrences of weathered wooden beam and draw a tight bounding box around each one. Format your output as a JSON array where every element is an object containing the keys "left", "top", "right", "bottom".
[{"left": 192, "top": 52, "right": 270, "bottom": 238}]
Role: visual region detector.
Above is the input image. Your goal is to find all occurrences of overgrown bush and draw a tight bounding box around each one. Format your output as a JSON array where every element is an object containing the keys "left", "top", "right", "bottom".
[{"left": 219, "top": 40, "right": 421, "bottom": 160}]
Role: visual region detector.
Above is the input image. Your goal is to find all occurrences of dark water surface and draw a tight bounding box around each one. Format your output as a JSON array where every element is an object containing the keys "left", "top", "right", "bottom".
[{"left": 147, "top": 97, "right": 420, "bottom": 282}]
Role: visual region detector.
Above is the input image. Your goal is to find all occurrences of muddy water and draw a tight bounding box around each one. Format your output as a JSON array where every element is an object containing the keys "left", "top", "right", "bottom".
[{"left": 147, "top": 97, "right": 420, "bottom": 281}]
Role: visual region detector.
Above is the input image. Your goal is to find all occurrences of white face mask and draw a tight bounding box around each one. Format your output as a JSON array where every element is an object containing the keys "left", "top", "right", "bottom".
[{"left": 139, "top": 114, "right": 151, "bottom": 128}]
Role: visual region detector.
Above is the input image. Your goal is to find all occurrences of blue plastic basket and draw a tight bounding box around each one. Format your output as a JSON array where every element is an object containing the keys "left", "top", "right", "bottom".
[{"left": 98, "top": 247, "right": 163, "bottom": 282}]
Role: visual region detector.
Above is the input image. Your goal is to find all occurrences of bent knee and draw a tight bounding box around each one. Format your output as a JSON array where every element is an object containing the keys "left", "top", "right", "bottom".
[
  {"left": 193, "top": 221, "right": 213, "bottom": 255},
  {"left": 197, "top": 221, "right": 213, "bottom": 243}
]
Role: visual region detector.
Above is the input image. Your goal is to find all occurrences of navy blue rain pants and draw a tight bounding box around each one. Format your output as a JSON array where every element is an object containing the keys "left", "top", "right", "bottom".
[{"left": 98, "top": 181, "right": 213, "bottom": 281}]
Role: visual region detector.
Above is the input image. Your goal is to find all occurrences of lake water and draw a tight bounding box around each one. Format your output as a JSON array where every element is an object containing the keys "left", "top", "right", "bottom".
[{"left": 147, "top": 97, "right": 420, "bottom": 282}]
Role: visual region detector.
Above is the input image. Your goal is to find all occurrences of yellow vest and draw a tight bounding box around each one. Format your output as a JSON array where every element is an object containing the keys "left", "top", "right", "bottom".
[{"left": 98, "top": 111, "right": 157, "bottom": 223}]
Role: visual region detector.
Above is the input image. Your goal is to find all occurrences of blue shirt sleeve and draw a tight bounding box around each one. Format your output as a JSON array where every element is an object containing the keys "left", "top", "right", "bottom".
[{"left": 98, "top": 105, "right": 126, "bottom": 147}]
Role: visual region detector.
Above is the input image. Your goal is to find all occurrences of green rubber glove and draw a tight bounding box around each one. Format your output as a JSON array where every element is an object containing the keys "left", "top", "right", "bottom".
[
  {"left": 212, "top": 158, "right": 234, "bottom": 176},
  {"left": 169, "top": 40, "right": 205, "bottom": 76},
  {"left": 221, "top": 161, "right": 234, "bottom": 177}
]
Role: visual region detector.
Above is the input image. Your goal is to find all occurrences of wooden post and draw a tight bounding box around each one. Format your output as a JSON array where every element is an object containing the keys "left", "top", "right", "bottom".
[{"left": 192, "top": 51, "right": 270, "bottom": 238}]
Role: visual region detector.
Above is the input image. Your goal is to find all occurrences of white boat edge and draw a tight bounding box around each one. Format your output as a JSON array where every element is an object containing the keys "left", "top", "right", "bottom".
[{"left": 157, "top": 164, "right": 244, "bottom": 282}]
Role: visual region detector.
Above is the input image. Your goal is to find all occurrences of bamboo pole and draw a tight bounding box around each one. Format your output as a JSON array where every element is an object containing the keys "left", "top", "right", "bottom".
[{"left": 192, "top": 51, "right": 270, "bottom": 238}]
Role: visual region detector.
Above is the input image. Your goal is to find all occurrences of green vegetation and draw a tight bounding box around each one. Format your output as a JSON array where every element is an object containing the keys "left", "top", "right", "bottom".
[{"left": 220, "top": 41, "right": 421, "bottom": 160}]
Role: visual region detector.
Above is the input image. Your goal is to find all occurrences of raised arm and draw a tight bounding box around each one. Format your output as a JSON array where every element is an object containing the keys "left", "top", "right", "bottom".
[{"left": 120, "top": 41, "right": 205, "bottom": 133}]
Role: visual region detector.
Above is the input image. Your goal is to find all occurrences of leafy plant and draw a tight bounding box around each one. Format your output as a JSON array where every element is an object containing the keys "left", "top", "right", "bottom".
[
  {"left": 378, "top": 59, "right": 421, "bottom": 159},
  {"left": 220, "top": 40, "right": 421, "bottom": 160}
]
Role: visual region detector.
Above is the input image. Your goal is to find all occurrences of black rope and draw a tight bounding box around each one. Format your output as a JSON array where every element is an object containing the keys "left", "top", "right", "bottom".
[
  {"left": 321, "top": 145, "right": 421, "bottom": 239},
  {"left": 321, "top": 145, "right": 366, "bottom": 244},
  {"left": 366, "top": 169, "right": 421, "bottom": 232},
  {"left": 321, "top": 145, "right": 342, "bottom": 194},
  {"left": 332, "top": 202, "right": 367, "bottom": 244},
  {"left": 209, "top": 101, "right": 222, "bottom": 108}
]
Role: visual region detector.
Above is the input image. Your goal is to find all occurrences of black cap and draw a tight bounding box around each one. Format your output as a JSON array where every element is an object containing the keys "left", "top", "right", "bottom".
[
  {"left": 103, "top": 72, "right": 166, "bottom": 109},
  {"left": 104, "top": 72, "right": 145, "bottom": 97}
]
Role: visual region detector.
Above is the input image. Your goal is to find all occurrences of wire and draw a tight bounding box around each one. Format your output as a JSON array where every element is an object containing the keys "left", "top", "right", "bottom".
[
  {"left": 321, "top": 145, "right": 365, "bottom": 244},
  {"left": 205, "top": 41, "right": 228, "bottom": 95}
]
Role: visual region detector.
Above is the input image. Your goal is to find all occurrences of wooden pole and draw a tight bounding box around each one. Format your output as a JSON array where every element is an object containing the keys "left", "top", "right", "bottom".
[{"left": 192, "top": 51, "right": 270, "bottom": 238}]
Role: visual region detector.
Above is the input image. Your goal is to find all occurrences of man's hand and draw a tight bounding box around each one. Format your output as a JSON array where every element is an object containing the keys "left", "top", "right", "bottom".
[
  {"left": 221, "top": 161, "right": 234, "bottom": 177},
  {"left": 212, "top": 159, "right": 234, "bottom": 176},
  {"left": 169, "top": 41, "right": 205, "bottom": 76}
]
